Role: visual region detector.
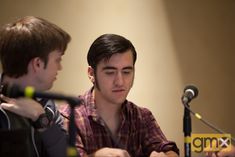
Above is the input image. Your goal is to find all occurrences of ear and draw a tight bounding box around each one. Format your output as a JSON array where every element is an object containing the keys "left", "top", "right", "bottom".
[
  {"left": 30, "top": 57, "right": 44, "bottom": 72},
  {"left": 88, "top": 66, "right": 95, "bottom": 83}
]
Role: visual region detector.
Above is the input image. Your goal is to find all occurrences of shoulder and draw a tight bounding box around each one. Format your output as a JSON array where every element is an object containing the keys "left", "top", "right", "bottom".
[
  {"left": 125, "top": 101, "right": 154, "bottom": 120},
  {"left": 59, "top": 98, "right": 87, "bottom": 118}
]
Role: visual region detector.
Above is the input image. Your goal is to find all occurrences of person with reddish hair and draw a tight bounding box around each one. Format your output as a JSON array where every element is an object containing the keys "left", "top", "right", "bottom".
[{"left": 0, "top": 16, "right": 71, "bottom": 157}]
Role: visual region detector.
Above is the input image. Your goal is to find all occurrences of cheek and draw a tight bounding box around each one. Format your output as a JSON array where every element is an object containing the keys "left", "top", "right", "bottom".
[
  {"left": 127, "top": 80, "right": 134, "bottom": 88},
  {"left": 125, "top": 74, "right": 134, "bottom": 82}
]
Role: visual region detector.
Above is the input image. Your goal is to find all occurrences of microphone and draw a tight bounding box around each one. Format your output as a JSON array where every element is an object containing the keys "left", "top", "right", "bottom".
[
  {"left": 1, "top": 84, "right": 81, "bottom": 156},
  {"left": 181, "top": 85, "right": 199, "bottom": 104},
  {"left": 180, "top": 85, "right": 235, "bottom": 144},
  {"left": 1, "top": 84, "right": 80, "bottom": 106},
  {"left": 182, "top": 85, "right": 198, "bottom": 157}
]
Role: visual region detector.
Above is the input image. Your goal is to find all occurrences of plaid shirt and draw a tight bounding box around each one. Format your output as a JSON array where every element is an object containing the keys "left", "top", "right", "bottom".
[{"left": 62, "top": 88, "right": 179, "bottom": 157}]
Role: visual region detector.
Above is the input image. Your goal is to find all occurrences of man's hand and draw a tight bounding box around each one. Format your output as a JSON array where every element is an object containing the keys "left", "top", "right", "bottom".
[
  {"left": 89, "top": 147, "right": 131, "bottom": 157},
  {"left": 0, "top": 94, "right": 44, "bottom": 121},
  {"left": 150, "top": 151, "right": 179, "bottom": 157},
  {"left": 206, "top": 145, "right": 235, "bottom": 157}
]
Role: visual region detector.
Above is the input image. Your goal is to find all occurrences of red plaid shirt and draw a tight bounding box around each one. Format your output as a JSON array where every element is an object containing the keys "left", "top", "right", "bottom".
[{"left": 61, "top": 88, "right": 179, "bottom": 157}]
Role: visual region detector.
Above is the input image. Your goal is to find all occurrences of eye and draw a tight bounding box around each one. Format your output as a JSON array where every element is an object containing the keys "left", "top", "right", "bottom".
[
  {"left": 105, "top": 70, "right": 115, "bottom": 75},
  {"left": 122, "top": 69, "right": 132, "bottom": 75}
]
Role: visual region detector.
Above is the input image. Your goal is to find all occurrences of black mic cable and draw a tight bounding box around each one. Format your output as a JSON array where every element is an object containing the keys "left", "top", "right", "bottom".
[{"left": 182, "top": 103, "right": 235, "bottom": 144}]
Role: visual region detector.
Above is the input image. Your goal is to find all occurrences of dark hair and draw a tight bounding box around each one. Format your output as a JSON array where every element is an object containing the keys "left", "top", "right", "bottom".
[
  {"left": 0, "top": 16, "right": 71, "bottom": 78},
  {"left": 87, "top": 34, "right": 137, "bottom": 70}
]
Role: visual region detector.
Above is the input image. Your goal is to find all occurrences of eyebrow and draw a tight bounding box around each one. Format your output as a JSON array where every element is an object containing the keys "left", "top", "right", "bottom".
[{"left": 102, "top": 66, "right": 134, "bottom": 71}]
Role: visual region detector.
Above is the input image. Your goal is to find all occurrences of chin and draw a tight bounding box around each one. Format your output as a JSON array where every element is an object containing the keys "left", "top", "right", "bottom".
[
  {"left": 114, "top": 99, "right": 126, "bottom": 105},
  {"left": 47, "top": 85, "right": 53, "bottom": 90},
  {"left": 43, "top": 84, "right": 53, "bottom": 91}
]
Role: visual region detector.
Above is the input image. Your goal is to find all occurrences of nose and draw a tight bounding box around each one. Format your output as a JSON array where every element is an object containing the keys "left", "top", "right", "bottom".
[{"left": 114, "top": 72, "right": 124, "bottom": 86}]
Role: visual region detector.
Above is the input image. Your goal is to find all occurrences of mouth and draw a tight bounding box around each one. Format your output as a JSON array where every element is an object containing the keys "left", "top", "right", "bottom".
[{"left": 112, "top": 89, "right": 125, "bottom": 93}]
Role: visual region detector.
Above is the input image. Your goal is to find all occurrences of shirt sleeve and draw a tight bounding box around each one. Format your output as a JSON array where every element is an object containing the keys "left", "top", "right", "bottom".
[
  {"left": 60, "top": 104, "right": 88, "bottom": 157},
  {"left": 40, "top": 99, "right": 68, "bottom": 157},
  {"left": 140, "top": 108, "right": 179, "bottom": 156},
  {"left": 40, "top": 124, "right": 67, "bottom": 157}
]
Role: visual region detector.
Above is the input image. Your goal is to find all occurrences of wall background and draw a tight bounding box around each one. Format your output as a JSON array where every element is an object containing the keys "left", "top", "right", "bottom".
[{"left": 1, "top": 0, "right": 234, "bottom": 156}]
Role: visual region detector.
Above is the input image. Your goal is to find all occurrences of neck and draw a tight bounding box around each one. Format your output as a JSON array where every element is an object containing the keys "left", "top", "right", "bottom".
[
  {"left": 2, "top": 74, "right": 34, "bottom": 89},
  {"left": 93, "top": 89, "right": 122, "bottom": 120},
  {"left": 92, "top": 88, "right": 123, "bottom": 136},
  {"left": 97, "top": 103, "right": 121, "bottom": 120}
]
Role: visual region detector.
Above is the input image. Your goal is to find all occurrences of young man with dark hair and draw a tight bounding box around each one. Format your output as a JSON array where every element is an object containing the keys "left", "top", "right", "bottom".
[
  {"left": 0, "top": 16, "right": 71, "bottom": 157},
  {"left": 62, "top": 34, "right": 179, "bottom": 157}
]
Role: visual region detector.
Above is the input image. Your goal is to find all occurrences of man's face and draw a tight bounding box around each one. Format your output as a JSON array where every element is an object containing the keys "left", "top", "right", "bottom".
[
  {"left": 35, "top": 50, "right": 63, "bottom": 91},
  {"left": 91, "top": 50, "right": 135, "bottom": 106}
]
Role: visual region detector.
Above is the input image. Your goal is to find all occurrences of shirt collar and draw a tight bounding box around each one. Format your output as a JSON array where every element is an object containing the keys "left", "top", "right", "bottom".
[{"left": 84, "top": 87, "right": 99, "bottom": 119}]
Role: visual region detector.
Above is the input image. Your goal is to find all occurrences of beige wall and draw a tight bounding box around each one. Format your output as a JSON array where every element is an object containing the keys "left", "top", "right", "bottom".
[{"left": 1, "top": 0, "right": 234, "bottom": 156}]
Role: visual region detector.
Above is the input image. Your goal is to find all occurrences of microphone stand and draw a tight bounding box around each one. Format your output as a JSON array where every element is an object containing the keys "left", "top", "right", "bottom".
[
  {"left": 66, "top": 98, "right": 81, "bottom": 157},
  {"left": 183, "top": 102, "right": 191, "bottom": 157}
]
